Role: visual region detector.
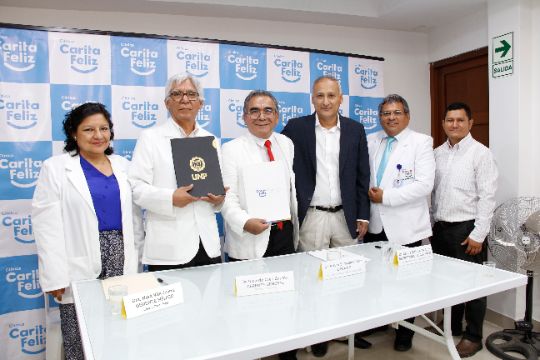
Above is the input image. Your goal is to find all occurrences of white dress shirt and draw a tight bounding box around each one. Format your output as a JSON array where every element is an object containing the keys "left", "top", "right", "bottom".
[
  {"left": 372, "top": 128, "right": 409, "bottom": 184},
  {"left": 311, "top": 114, "right": 342, "bottom": 207},
  {"left": 432, "top": 133, "right": 498, "bottom": 242}
]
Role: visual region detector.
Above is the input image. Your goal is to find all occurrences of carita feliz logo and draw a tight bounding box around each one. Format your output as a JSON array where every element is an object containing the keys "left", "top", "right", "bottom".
[
  {"left": 177, "top": 49, "right": 210, "bottom": 77},
  {"left": 196, "top": 104, "right": 212, "bottom": 128},
  {"left": 0, "top": 99, "right": 39, "bottom": 129},
  {"left": 227, "top": 99, "right": 247, "bottom": 128},
  {"left": 5, "top": 265, "right": 42, "bottom": 299},
  {"left": 2, "top": 211, "right": 33, "bottom": 244},
  {"left": 227, "top": 51, "right": 259, "bottom": 81},
  {"left": 355, "top": 65, "right": 378, "bottom": 90},
  {"left": 122, "top": 100, "right": 159, "bottom": 128},
  {"left": 0, "top": 154, "right": 42, "bottom": 188},
  {"left": 8, "top": 323, "right": 46, "bottom": 355},
  {"left": 274, "top": 56, "right": 303, "bottom": 83},
  {"left": 59, "top": 39, "right": 101, "bottom": 73},
  {"left": 279, "top": 102, "right": 305, "bottom": 126},
  {"left": 353, "top": 105, "right": 378, "bottom": 130},
  {"left": 60, "top": 96, "right": 98, "bottom": 111},
  {"left": 121, "top": 43, "right": 157, "bottom": 76},
  {"left": 1, "top": 40, "right": 37, "bottom": 72},
  {"left": 316, "top": 60, "right": 343, "bottom": 80}
]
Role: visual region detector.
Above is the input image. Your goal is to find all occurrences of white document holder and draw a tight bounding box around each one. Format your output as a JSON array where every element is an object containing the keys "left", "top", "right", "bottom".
[{"left": 241, "top": 161, "right": 290, "bottom": 222}]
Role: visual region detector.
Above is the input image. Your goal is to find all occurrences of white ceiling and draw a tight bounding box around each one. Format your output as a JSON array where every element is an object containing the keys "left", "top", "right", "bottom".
[{"left": 0, "top": 0, "right": 487, "bottom": 33}]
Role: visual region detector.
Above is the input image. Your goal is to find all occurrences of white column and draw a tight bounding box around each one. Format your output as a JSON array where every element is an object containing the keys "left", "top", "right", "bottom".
[{"left": 488, "top": 0, "right": 540, "bottom": 322}]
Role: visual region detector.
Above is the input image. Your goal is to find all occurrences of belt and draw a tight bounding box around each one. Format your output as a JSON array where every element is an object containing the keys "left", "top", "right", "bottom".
[{"left": 310, "top": 205, "right": 343, "bottom": 213}]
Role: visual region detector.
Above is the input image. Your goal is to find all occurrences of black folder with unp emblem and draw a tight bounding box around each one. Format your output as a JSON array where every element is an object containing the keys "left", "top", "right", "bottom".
[{"left": 171, "top": 136, "right": 224, "bottom": 197}]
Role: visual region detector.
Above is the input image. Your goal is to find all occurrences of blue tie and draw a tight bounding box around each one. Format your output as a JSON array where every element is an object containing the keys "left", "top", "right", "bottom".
[{"left": 376, "top": 136, "right": 396, "bottom": 187}]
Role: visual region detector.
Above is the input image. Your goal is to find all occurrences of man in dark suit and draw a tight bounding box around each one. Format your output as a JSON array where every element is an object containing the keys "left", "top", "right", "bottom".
[{"left": 282, "top": 75, "right": 371, "bottom": 357}]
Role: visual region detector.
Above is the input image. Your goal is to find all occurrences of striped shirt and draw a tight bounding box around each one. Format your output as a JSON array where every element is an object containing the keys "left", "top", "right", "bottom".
[{"left": 432, "top": 133, "right": 498, "bottom": 242}]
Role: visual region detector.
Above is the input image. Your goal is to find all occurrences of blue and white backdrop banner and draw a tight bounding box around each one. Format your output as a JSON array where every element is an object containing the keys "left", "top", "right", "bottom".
[{"left": 0, "top": 24, "right": 384, "bottom": 359}]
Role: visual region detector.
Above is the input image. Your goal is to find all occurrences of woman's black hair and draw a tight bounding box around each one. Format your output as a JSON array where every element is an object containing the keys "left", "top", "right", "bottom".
[{"left": 62, "top": 102, "right": 114, "bottom": 156}]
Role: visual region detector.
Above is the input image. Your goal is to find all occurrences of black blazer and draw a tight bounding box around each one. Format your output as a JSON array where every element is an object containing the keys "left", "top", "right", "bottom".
[{"left": 282, "top": 113, "right": 370, "bottom": 238}]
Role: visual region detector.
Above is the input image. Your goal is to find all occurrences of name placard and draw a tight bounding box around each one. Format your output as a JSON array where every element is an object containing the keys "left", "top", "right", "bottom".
[
  {"left": 122, "top": 282, "right": 183, "bottom": 319},
  {"left": 318, "top": 257, "right": 367, "bottom": 280},
  {"left": 235, "top": 271, "right": 294, "bottom": 297},
  {"left": 393, "top": 244, "right": 433, "bottom": 266}
]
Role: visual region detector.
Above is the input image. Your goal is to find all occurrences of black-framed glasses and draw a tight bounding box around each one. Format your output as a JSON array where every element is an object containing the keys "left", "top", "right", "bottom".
[
  {"left": 246, "top": 107, "right": 276, "bottom": 119},
  {"left": 168, "top": 90, "right": 199, "bottom": 102}
]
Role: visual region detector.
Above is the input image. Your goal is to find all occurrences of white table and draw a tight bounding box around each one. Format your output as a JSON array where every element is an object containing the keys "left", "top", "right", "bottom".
[{"left": 72, "top": 242, "right": 527, "bottom": 360}]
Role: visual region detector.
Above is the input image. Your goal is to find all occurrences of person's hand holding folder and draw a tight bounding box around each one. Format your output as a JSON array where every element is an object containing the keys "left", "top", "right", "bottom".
[
  {"left": 173, "top": 184, "right": 199, "bottom": 207},
  {"left": 243, "top": 218, "right": 270, "bottom": 235}
]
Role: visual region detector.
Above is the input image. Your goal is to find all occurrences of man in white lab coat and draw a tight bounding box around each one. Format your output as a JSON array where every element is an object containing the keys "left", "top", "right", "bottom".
[
  {"left": 129, "top": 73, "right": 226, "bottom": 271},
  {"left": 365, "top": 93, "right": 435, "bottom": 351}
]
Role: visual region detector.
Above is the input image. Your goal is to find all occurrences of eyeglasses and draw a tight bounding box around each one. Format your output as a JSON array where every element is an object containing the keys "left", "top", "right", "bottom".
[
  {"left": 381, "top": 110, "right": 405, "bottom": 117},
  {"left": 246, "top": 107, "right": 276, "bottom": 119},
  {"left": 168, "top": 90, "right": 199, "bottom": 102}
]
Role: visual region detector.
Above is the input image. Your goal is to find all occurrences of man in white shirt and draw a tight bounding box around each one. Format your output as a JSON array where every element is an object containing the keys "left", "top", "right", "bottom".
[
  {"left": 129, "top": 73, "right": 226, "bottom": 271},
  {"left": 365, "top": 94, "right": 435, "bottom": 352},
  {"left": 282, "top": 75, "right": 371, "bottom": 356},
  {"left": 221, "top": 90, "right": 298, "bottom": 262},
  {"left": 431, "top": 102, "right": 498, "bottom": 358}
]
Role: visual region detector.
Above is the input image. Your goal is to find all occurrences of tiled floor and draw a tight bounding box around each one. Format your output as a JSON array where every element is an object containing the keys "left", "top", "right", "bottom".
[{"left": 265, "top": 319, "right": 507, "bottom": 359}]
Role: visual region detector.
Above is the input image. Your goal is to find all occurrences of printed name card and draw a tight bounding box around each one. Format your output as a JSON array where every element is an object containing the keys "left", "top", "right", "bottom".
[
  {"left": 122, "top": 282, "right": 183, "bottom": 319},
  {"left": 393, "top": 244, "right": 433, "bottom": 266},
  {"left": 235, "top": 271, "right": 295, "bottom": 297},
  {"left": 318, "top": 257, "right": 367, "bottom": 280}
]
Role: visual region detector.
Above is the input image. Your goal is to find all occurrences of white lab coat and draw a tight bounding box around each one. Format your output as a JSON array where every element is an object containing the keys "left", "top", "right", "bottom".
[
  {"left": 367, "top": 128, "right": 435, "bottom": 245},
  {"left": 221, "top": 132, "right": 299, "bottom": 259},
  {"left": 32, "top": 153, "right": 144, "bottom": 304},
  {"left": 128, "top": 120, "right": 222, "bottom": 265}
]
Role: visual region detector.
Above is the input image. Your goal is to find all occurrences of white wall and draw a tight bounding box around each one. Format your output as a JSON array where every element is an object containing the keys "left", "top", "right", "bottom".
[
  {"left": 0, "top": 6, "right": 432, "bottom": 134},
  {"left": 428, "top": 6, "right": 488, "bottom": 62},
  {"left": 429, "top": 1, "right": 540, "bottom": 325}
]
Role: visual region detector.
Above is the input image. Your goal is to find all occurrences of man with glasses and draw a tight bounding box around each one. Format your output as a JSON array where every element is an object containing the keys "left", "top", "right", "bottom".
[
  {"left": 221, "top": 90, "right": 298, "bottom": 262},
  {"left": 129, "top": 73, "right": 226, "bottom": 271},
  {"left": 221, "top": 90, "right": 298, "bottom": 360},
  {"left": 282, "top": 75, "right": 371, "bottom": 356},
  {"left": 365, "top": 93, "right": 435, "bottom": 351}
]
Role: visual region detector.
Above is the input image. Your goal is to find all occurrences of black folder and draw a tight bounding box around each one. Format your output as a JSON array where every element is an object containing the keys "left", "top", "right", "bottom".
[{"left": 171, "top": 136, "right": 224, "bottom": 197}]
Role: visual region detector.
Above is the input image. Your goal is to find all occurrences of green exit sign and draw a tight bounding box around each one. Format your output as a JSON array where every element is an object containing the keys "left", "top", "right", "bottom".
[{"left": 492, "top": 32, "right": 513, "bottom": 78}]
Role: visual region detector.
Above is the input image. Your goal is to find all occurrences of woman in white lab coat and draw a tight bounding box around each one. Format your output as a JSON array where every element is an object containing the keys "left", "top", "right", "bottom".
[{"left": 32, "top": 103, "right": 143, "bottom": 360}]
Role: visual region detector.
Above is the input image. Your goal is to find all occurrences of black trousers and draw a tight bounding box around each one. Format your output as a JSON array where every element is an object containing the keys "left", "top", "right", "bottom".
[
  {"left": 364, "top": 229, "right": 422, "bottom": 342},
  {"left": 147, "top": 240, "right": 221, "bottom": 272},
  {"left": 432, "top": 220, "right": 487, "bottom": 342},
  {"left": 228, "top": 220, "right": 295, "bottom": 262}
]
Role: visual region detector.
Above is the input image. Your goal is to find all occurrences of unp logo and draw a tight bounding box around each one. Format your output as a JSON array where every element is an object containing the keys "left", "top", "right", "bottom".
[
  {"left": 190, "top": 156, "right": 205, "bottom": 172},
  {"left": 8, "top": 323, "right": 46, "bottom": 355}
]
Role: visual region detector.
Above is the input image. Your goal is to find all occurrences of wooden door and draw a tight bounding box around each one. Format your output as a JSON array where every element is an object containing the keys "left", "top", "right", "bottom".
[{"left": 430, "top": 47, "right": 489, "bottom": 147}]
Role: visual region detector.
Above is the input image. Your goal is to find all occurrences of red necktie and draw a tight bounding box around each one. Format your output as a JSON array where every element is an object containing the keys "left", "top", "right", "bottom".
[{"left": 264, "top": 140, "right": 283, "bottom": 230}]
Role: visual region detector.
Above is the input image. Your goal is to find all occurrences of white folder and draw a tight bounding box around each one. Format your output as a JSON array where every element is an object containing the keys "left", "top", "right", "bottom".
[{"left": 241, "top": 161, "right": 291, "bottom": 222}]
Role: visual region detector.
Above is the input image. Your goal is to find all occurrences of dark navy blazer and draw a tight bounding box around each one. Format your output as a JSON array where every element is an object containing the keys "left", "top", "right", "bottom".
[{"left": 282, "top": 113, "right": 370, "bottom": 238}]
